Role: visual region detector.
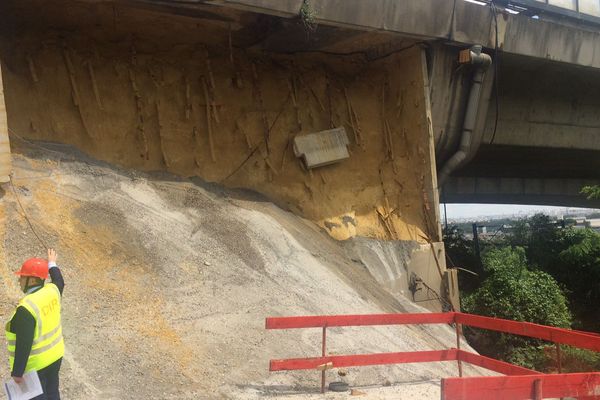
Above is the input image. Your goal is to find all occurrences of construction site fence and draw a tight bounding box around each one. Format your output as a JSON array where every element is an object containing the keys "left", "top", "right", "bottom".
[{"left": 265, "top": 312, "right": 600, "bottom": 399}]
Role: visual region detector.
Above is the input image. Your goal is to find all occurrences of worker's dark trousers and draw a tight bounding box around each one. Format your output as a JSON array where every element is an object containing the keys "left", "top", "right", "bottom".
[{"left": 32, "top": 358, "right": 62, "bottom": 400}]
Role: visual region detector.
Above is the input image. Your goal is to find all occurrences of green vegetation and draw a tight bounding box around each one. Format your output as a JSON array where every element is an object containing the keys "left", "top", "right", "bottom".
[
  {"left": 445, "top": 213, "right": 600, "bottom": 371},
  {"left": 299, "top": 0, "right": 317, "bottom": 32},
  {"left": 581, "top": 185, "right": 600, "bottom": 200},
  {"left": 463, "top": 247, "right": 571, "bottom": 329},
  {"left": 462, "top": 247, "right": 571, "bottom": 370}
]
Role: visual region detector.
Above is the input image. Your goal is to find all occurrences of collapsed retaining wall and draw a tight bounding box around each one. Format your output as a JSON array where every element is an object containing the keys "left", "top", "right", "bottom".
[
  {"left": 0, "top": 0, "right": 452, "bottom": 310},
  {"left": 0, "top": 0, "right": 441, "bottom": 242}
]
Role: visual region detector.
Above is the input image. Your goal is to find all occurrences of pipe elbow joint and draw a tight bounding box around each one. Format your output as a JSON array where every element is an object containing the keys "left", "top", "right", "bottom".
[
  {"left": 469, "top": 45, "right": 492, "bottom": 69},
  {"left": 471, "top": 52, "right": 492, "bottom": 69}
]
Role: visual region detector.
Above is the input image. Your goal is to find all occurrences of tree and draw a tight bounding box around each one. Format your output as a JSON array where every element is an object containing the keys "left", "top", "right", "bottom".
[
  {"left": 503, "top": 214, "right": 600, "bottom": 332},
  {"left": 581, "top": 185, "right": 600, "bottom": 200},
  {"left": 508, "top": 214, "right": 562, "bottom": 271},
  {"left": 462, "top": 247, "right": 571, "bottom": 370},
  {"left": 443, "top": 226, "right": 481, "bottom": 293},
  {"left": 555, "top": 228, "right": 600, "bottom": 331}
]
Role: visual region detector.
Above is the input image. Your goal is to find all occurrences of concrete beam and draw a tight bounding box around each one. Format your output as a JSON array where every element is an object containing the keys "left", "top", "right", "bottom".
[
  {"left": 298, "top": 0, "right": 600, "bottom": 70},
  {"left": 110, "top": 1, "right": 600, "bottom": 70},
  {"left": 207, "top": 0, "right": 302, "bottom": 17},
  {"left": 443, "top": 176, "right": 600, "bottom": 208},
  {"left": 458, "top": 144, "right": 600, "bottom": 180},
  {"left": 309, "top": 0, "right": 454, "bottom": 39},
  {"left": 481, "top": 55, "right": 600, "bottom": 151},
  {"left": 500, "top": 14, "right": 600, "bottom": 68}
]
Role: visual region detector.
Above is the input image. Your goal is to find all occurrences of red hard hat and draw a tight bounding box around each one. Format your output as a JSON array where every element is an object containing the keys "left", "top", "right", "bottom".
[{"left": 15, "top": 258, "right": 49, "bottom": 280}]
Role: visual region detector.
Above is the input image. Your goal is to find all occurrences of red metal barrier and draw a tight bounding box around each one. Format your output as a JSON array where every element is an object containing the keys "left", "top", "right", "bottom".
[
  {"left": 270, "top": 349, "right": 459, "bottom": 371},
  {"left": 456, "top": 350, "right": 540, "bottom": 376},
  {"left": 265, "top": 312, "right": 454, "bottom": 329},
  {"left": 456, "top": 313, "right": 600, "bottom": 352},
  {"left": 270, "top": 348, "right": 540, "bottom": 375},
  {"left": 266, "top": 312, "right": 600, "bottom": 398},
  {"left": 266, "top": 312, "right": 457, "bottom": 392},
  {"left": 442, "top": 373, "right": 600, "bottom": 400}
]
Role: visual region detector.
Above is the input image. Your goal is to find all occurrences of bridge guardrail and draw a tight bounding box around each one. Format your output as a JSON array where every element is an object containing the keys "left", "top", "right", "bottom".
[{"left": 475, "top": 0, "right": 600, "bottom": 25}]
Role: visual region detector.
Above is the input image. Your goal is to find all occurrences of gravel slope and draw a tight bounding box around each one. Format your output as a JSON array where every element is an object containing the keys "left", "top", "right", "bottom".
[{"left": 0, "top": 143, "right": 488, "bottom": 399}]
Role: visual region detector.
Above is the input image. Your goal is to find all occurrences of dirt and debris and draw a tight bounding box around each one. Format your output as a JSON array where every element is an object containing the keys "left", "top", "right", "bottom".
[{"left": 0, "top": 143, "right": 490, "bottom": 399}]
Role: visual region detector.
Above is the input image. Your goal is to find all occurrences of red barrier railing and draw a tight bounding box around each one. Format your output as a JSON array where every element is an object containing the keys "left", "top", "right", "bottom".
[
  {"left": 266, "top": 312, "right": 600, "bottom": 398},
  {"left": 270, "top": 349, "right": 460, "bottom": 371},
  {"left": 442, "top": 373, "right": 600, "bottom": 400},
  {"left": 455, "top": 313, "right": 600, "bottom": 352}
]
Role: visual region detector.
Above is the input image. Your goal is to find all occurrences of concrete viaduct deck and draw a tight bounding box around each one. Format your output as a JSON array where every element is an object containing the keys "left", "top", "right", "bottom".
[
  {"left": 3, "top": 0, "right": 600, "bottom": 208},
  {"left": 123, "top": 0, "right": 600, "bottom": 208}
]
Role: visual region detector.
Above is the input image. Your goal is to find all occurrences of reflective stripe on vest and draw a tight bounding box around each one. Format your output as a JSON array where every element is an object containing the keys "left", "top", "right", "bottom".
[
  {"left": 5, "top": 283, "right": 64, "bottom": 372},
  {"left": 6, "top": 326, "right": 62, "bottom": 356}
]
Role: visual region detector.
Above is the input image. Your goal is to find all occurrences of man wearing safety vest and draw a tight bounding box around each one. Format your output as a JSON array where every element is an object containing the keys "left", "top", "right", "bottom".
[{"left": 5, "top": 249, "right": 65, "bottom": 399}]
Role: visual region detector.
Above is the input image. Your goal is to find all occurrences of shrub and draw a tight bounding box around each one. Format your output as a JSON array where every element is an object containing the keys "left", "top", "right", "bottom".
[{"left": 462, "top": 247, "right": 571, "bottom": 370}]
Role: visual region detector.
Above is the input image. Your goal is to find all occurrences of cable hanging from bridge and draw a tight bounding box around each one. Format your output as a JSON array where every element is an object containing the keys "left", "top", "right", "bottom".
[{"left": 489, "top": 0, "right": 501, "bottom": 145}]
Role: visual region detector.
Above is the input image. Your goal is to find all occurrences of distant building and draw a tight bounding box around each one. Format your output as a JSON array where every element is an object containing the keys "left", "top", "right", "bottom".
[{"left": 571, "top": 218, "right": 600, "bottom": 232}]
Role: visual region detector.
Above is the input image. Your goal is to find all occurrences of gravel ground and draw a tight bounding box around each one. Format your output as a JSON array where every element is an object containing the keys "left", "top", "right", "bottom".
[{"left": 0, "top": 143, "right": 491, "bottom": 399}]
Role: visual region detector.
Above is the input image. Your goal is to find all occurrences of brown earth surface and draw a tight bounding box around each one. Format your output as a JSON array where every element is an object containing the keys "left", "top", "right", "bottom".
[{"left": 0, "top": 0, "right": 440, "bottom": 242}]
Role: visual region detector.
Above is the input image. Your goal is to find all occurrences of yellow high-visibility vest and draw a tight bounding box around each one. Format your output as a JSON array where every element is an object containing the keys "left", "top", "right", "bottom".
[{"left": 5, "top": 283, "right": 64, "bottom": 372}]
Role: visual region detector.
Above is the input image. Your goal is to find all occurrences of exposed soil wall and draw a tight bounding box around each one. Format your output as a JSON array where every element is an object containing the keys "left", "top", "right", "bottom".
[
  {"left": 0, "top": 0, "right": 440, "bottom": 242},
  {"left": 0, "top": 62, "right": 10, "bottom": 182}
]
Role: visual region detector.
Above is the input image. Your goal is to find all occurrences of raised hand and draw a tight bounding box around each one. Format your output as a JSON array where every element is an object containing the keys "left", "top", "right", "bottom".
[{"left": 48, "top": 248, "right": 58, "bottom": 264}]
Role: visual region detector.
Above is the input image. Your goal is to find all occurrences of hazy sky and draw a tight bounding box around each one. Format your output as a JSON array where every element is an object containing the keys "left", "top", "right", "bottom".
[{"left": 440, "top": 204, "right": 597, "bottom": 220}]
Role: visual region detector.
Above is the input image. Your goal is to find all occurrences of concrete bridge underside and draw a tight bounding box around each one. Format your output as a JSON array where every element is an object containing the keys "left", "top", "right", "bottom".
[
  {"left": 201, "top": 0, "right": 600, "bottom": 208},
  {"left": 442, "top": 52, "right": 600, "bottom": 208},
  {"left": 3, "top": 0, "right": 600, "bottom": 211}
]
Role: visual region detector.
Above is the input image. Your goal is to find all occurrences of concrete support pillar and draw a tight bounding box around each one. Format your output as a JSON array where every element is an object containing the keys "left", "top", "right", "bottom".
[{"left": 0, "top": 61, "right": 11, "bottom": 183}]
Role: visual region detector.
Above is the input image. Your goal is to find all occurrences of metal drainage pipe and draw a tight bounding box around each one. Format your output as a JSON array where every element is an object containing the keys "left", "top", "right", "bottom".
[{"left": 437, "top": 45, "right": 492, "bottom": 186}]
